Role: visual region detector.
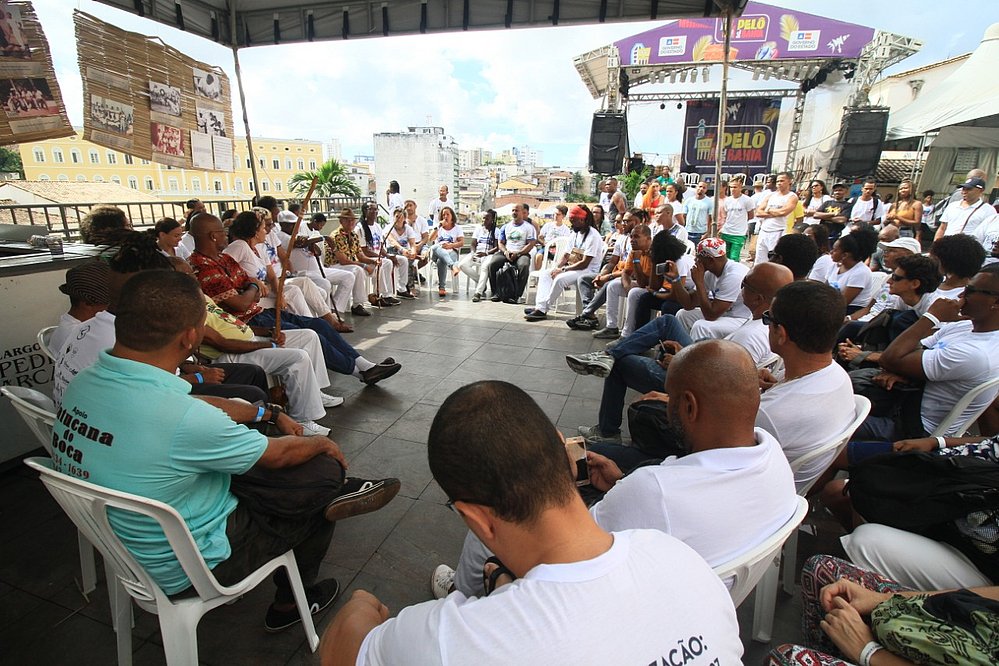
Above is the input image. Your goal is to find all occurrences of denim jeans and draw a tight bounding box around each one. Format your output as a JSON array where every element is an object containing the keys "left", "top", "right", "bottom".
[
  {"left": 431, "top": 245, "right": 459, "bottom": 289},
  {"left": 249, "top": 309, "right": 359, "bottom": 375}
]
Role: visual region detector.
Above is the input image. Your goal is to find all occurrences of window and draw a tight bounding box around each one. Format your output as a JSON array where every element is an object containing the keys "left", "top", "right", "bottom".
[
  {"left": 32, "top": 148, "right": 44, "bottom": 162},
  {"left": 234, "top": 178, "right": 243, "bottom": 192},
  {"left": 106, "top": 151, "right": 117, "bottom": 165},
  {"left": 249, "top": 181, "right": 255, "bottom": 192},
  {"left": 57, "top": 174, "right": 69, "bottom": 181},
  {"left": 38, "top": 174, "right": 49, "bottom": 181},
  {"left": 141, "top": 159, "right": 150, "bottom": 165},
  {"left": 192, "top": 177, "right": 201, "bottom": 192},
  {"left": 272, "top": 158, "right": 280, "bottom": 170},
  {"left": 93, "top": 175, "right": 104, "bottom": 182},
  {"left": 111, "top": 176, "right": 121, "bottom": 185},
  {"left": 168, "top": 177, "right": 179, "bottom": 192},
  {"left": 144, "top": 177, "right": 154, "bottom": 191},
  {"left": 76, "top": 174, "right": 87, "bottom": 182},
  {"left": 246, "top": 158, "right": 251, "bottom": 169},
  {"left": 309, "top": 160, "right": 316, "bottom": 170},
  {"left": 297, "top": 159, "right": 304, "bottom": 170},
  {"left": 89, "top": 150, "right": 99, "bottom": 164},
  {"left": 261, "top": 180, "right": 269, "bottom": 192},
  {"left": 53, "top": 149, "right": 64, "bottom": 163},
  {"left": 128, "top": 176, "right": 138, "bottom": 189},
  {"left": 275, "top": 181, "right": 282, "bottom": 192},
  {"left": 124, "top": 154, "right": 133, "bottom": 165},
  {"left": 285, "top": 159, "right": 292, "bottom": 170},
  {"left": 70, "top": 149, "right": 81, "bottom": 164},
  {"left": 259, "top": 158, "right": 265, "bottom": 168},
  {"left": 214, "top": 179, "right": 223, "bottom": 192}
]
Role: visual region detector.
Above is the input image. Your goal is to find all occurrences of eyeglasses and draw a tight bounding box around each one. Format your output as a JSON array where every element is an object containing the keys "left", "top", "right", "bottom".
[
  {"left": 767, "top": 251, "right": 780, "bottom": 261},
  {"left": 741, "top": 278, "right": 759, "bottom": 293},
  {"left": 963, "top": 284, "right": 999, "bottom": 298},
  {"left": 888, "top": 273, "right": 910, "bottom": 281},
  {"left": 762, "top": 310, "right": 782, "bottom": 327}
]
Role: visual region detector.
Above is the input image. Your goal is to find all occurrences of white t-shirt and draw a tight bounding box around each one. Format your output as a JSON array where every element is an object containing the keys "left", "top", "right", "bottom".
[
  {"left": 179, "top": 232, "right": 195, "bottom": 255},
  {"left": 426, "top": 197, "right": 453, "bottom": 224},
  {"left": 608, "top": 233, "right": 629, "bottom": 258},
  {"left": 384, "top": 223, "right": 419, "bottom": 250},
  {"left": 940, "top": 199, "right": 994, "bottom": 237},
  {"left": 674, "top": 253, "right": 695, "bottom": 289},
  {"left": 52, "top": 311, "right": 116, "bottom": 406},
  {"left": 805, "top": 194, "right": 832, "bottom": 212},
  {"left": 860, "top": 291, "right": 937, "bottom": 322},
  {"left": 756, "top": 363, "right": 855, "bottom": 492},
  {"left": 500, "top": 221, "right": 536, "bottom": 253},
  {"left": 703, "top": 260, "right": 752, "bottom": 319},
  {"left": 971, "top": 210, "right": 999, "bottom": 250},
  {"left": 409, "top": 215, "right": 430, "bottom": 239},
  {"left": 357, "top": 529, "right": 743, "bottom": 665},
  {"left": 930, "top": 285, "right": 966, "bottom": 301},
  {"left": 850, "top": 197, "right": 886, "bottom": 223},
  {"left": 591, "top": 429, "right": 796, "bottom": 578},
  {"left": 471, "top": 225, "right": 499, "bottom": 254},
  {"left": 285, "top": 228, "right": 324, "bottom": 274},
  {"left": 668, "top": 198, "right": 687, "bottom": 221},
  {"left": 826, "top": 261, "right": 873, "bottom": 307},
  {"left": 920, "top": 321, "right": 999, "bottom": 435},
  {"left": 50, "top": 312, "right": 82, "bottom": 356},
  {"left": 725, "top": 317, "right": 771, "bottom": 366},
  {"left": 386, "top": 192, "right": 404, "bottom": 215},
  {"left": 808, "top": 254, "right": 834, "bottom": 283},
  {"left": 759, "top": 191, "right": 798, "bottom": 233},
  {"left": 572, "top": 226, "right": 605, "bottom": 274},
  {"left": 665, "top": 222, "right": 689, "bottom": 244},
  {"left": 224, "top": 239, "right": 268, "bottom": 282},
  {"left": 633, "top": 191, "right": 644, "bottom": 208},
  {"left": 598, "top": 190, "right": 611, "bottom": 214},
  {"left": 357, "top": 224, "right": 385, "bottom": 254},
  {"left": 434, "top": 224, "right": 464, "bottom": 246},
  {"left": 159, "top": 243, "right": 192, "bottom": 261},
  {"left": 685, "top": 196, "right": 712, "bottom": 234},
  {"left": 538, "top": 221, "right": 572, "bottom": 244},
  {"left": 721, "top": 193, "right": 754, "bottom": 237}
]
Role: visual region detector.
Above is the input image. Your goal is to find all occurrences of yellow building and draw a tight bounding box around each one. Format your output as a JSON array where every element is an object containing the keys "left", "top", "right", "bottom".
[{"left": 17, "top": 128, "right": 325, "bottom": 201}]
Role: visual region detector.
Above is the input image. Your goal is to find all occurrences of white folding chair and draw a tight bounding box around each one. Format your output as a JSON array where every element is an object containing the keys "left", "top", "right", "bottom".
[
  {"left": 713, "top": 496, "right": 808, "bottom": 607},
  {"left": 24, "top": 457, "right": 320, "bottom": 666},
  {"left": 931, "top": 376, "right": 999, "bottom": 437},
  {"left": 755, "top": 352, "right": 785, "bottom": 378},
  {"left": 526, "top": 236, "right": 572, "bottom": 301},
  {"left": 868, "top": 271, "right": 890, "bottom": 298},
  {"left": 2, "top": 386, "right": 98, "bottom": 597},
  {"left": 38, "top": 325, "right": 58, "bottom": 361},
  {"left": 752, "top": 395, "right": 871, "bottom": 642}
]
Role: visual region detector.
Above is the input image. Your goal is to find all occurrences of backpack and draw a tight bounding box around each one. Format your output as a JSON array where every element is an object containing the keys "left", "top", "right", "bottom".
[{"left": 494, "top": 261, "right": 519, "bottom": 302}]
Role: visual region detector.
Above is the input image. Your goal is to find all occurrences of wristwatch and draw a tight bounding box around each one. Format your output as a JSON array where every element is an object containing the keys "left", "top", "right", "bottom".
[{"left": 265, "top": 403, "right": 285, "bottom": 424}]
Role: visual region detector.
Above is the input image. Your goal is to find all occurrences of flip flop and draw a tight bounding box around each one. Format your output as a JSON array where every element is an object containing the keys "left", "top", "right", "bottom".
[{"left": 482, "top": 556, "right": 516, "bottom": 595}]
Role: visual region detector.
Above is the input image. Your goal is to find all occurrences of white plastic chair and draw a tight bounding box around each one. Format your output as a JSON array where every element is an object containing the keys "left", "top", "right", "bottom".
[
  {"left": 755, "top": 352, "right": 785, "bottom": 378},
  {"left": 24, "top": 456, "right": 320, "bottom": 666},
  {"left": 868, "top": 271, "right": 890, "bottom": 299},
  {"left": 930, "top": 376, "right": 999, "bottom": 437},
  {"left": 2, "top": 386, "right": 98, "bottom": 597},
  {"left": 526, "top": 236, "right": 573, "bottom": 302},
  {"left": 714, "top": 496, "right": 808, "bottom": 607},
  {"left": 752, "top": 395, "right": 871, "bottom": 642},
  {"left": 38, "top": 325, "right": 57, "bottom": 361}
]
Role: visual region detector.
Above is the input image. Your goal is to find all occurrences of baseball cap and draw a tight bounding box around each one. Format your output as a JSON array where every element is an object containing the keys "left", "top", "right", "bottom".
[
  {"left": 696, "top": 237, "right": 727, "bottom": 258},
  {"left": 59, "top": 261, "right": 110, "bottom": 304},
  {"left": 962, "top": 177, "right": 986, "bottom": 190},
  {"left": 878, "top": 237, "right": 921, "bottom": 254},
  {"left": 276, "top": 210, "right": 298, "bottom": 224},
  {"left": 311, "top": 212, "right": 327, "bottom": 223}
]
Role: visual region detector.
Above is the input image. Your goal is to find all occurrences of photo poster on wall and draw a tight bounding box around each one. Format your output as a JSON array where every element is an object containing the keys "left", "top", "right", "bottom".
[
  {"left": 0, "top": 2, "right": 74, "bottom": 145},
  {"left": 74, "top": 10, "right": 235, "bottom": 171}
]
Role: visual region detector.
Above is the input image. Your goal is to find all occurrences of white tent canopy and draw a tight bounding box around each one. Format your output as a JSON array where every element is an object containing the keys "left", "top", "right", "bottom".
[{"left": 887, "top": 22, "right": 999, "bottom": 140}]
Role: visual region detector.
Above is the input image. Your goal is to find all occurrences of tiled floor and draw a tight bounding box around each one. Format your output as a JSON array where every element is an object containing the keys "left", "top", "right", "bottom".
[{"left": 0, "top": 284, "right": 847, "bottom": 664}]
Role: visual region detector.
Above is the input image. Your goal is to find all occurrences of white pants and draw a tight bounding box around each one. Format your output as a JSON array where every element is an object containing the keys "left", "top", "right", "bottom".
[
  {"left": 324, "top": 268, "right": 356, "bottom": 313},
  {"left": 459, "top": 253, "right": 494, "bottom": 295},
  {"left": 286, "top": 276, "right": 333, "bottom": 318},
  {"left": 677, "top": 308, "right": 748, "bottom": 340},
  {"left": 842, "top": 523, "right": 993, "bottom": 590},
  {"left": 330, "top": 264, "right": 369, "bottom": 306},
  {"left": 368, "top": 257, "right": 395, "bottom": 297},
  {"left": 215, "top": 329, "right": 330, "bottom": 422},
  {"left": 388, "top": 255, "right": 408, "bottom": 294},
  {"left": 754, "top": 228, "right": 785, "bottom": 265},
  {"left": 535, "top": 269, "right": 591, "bottom": 313},
  {"left": 604, "top": 278, "right": 647, "bottom": 335}
]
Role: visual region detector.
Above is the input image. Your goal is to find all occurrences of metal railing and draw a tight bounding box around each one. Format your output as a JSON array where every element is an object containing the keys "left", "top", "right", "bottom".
[{"left": 0, "top": 196, "right": 374, "bottom": 240}]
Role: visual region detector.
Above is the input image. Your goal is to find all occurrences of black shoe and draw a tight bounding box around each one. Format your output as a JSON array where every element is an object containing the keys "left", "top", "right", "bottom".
[
  {"left": 351, "top": 304, "right": 371, "bottom": 317},
  {"left": 360, "top": 362, "right": 402, "bottom": 385},
  {"left": 490, "top": 295, "right": 501, "bottom": 302},
  {"left": 396, "top": 290, "right": 416, "bottom": 300},
  {"left": 576, "top": 317, "right": 599, "bottom": 331},
  {"left": 324, "top": 477, "right": 401, "bottom": 522},
  {"left": 379, "top": 357, "right": 396, "bottom": 365},
  {"left": 472, "top": 293, "right": 482, "bottom": 302},
  {"left": 264, "top": 578, "right": 340, "bottom": 632},
  {"left": 524, "top": 309, "right": 547, "bottom": 322},
  {"left": 418, "top": 275, "right": 427, "bottom": 285},
  {"left": 524, "top": 307, "right": 535, "bottom": 315},
  {"left": 502, "top": 298, "right": 519, "bottom": 304}
]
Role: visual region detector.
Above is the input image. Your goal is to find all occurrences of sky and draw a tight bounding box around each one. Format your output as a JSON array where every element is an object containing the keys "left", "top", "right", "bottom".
[{"left": 33, "top": 1, "right": 999, "bottom": 169}]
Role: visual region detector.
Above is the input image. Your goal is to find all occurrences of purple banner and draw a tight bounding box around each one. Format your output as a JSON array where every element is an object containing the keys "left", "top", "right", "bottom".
[
  {"left": 680, "top": 98, "right": 781, "bottom": 175},
  {"left": 615, "top": 1, "right": 875, "bottom": 66}
]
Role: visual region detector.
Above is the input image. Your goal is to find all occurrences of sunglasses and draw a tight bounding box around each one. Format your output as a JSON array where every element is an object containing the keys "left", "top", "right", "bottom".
[
  {"left": 963, "top": 284, "right": 999, "bottom": 298},
  {"left": 762, "top": 310, "right": 782, "bottom": 327},
  {"left": 889, "top": 273, "right": 910, "bottom": 281}
]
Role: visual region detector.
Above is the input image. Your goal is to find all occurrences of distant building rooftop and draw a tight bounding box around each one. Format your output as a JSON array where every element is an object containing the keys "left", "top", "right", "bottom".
[{"left": 0, "top": 181, "right": 167, "bottom": 204}]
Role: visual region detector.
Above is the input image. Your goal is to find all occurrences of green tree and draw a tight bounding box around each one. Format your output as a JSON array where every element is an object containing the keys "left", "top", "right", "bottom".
[
  {"left": 0, "top": 147, "right": 23, "bottom": 177},
  {"left": 570, "top": 171, "right": 585, "bottom": 196},
  {"left": 620, "top": 167, "right": 651, "bottom": 202},
  {"left": 288, "top": 158, "right": 361, "bottom": 198}
]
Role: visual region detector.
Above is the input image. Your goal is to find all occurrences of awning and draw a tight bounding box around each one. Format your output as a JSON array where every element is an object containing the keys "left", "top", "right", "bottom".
[{"left": 95, "top": 0, "right": 749, "bottom": 48}]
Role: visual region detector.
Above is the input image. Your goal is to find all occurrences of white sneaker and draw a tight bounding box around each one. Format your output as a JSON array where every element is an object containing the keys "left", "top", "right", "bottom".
[
  {"left": 431, "top": 564, "right": 456, "bottom": 599},
  {"left": 320, "top": 393, "right": 344, "bottom": 408},
  {"left": 301, "top": 420, "right": 331, "bottom": 437}
]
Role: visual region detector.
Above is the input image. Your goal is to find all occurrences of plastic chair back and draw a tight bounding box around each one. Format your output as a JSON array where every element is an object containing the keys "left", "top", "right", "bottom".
[
  {"left": 790, "top": 395, "right": 871, "bottom": 495},
  {"left": 931, "top": 376, "right": 999, "bottom": 437},
  {"left": 868, "top": 271, "right": 890, "bottom": 299},
  {"left": 2, "top": 386, "right": 56, "bottom": 454},
  {"left": 714, "top": 496, "right": 808, "bottom": 607},
  {"left": 38, "top": 325, "right": 58, "bottom": 361}
]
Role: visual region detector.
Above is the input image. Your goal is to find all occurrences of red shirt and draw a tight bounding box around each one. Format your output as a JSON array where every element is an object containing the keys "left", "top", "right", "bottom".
[{"left": 189, "top": 251, "right": 262, "bottom": 321}]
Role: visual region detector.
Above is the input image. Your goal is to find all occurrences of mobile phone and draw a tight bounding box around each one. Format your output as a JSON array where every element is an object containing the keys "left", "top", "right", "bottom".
[
  {"left": 565, "top": 437, "right": 589, "bottom": 486},
  {"left": 655, "top": 261, "right": 668, "bottom": 276}
]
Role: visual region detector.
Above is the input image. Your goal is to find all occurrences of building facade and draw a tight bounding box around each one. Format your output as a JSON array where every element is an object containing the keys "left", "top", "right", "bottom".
[
  {"left": 17, "top": 129, "right": 324, "bottom": 202},
  {"left": 373, "top": 126, "right": 457, "bottom": 216}
]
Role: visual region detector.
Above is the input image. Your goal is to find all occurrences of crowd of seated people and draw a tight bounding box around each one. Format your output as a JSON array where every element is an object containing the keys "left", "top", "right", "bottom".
[{"left": 30, "top": 171, "right": 999, "bottom": 664}]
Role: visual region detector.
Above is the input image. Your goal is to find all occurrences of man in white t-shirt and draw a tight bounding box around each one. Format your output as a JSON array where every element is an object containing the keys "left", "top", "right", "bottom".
[
  {"left": 854, "top": 265, "right": 999, "bottom": 441},
  {"left": 525, "top": 206, "right": 604, "bottom": 321},
  {"left": 669, "top": 237, "right": 752, "bottom": 339},
  {"left": 683, "top": 181, "right": 713, "bottom": 245},
  {"left": 755, "top": 171, "right": 799, "bottom": 265},
  {"left": 425, "top": 184, "right": 453, "bottom": 226},
  {"left": 935, "top": 176, "right": 995, "bottom": 240},
  {"left": 849, "top": 179, "right": 886, "bottom": 226},
  {"left": 321, "top": 380, "right": 744, "bottom": 666},
  {"left": 488, "top": 203, "right": 537, "bottom": 301},
  {"left": 50, "top": 261, "right": 111, "bottom": 353},
  {"left": 719, "top": 177, "right": 755, "bottom": 261},
  {"left": 757, "top": 281, "right": 855, "bottom": 492}
]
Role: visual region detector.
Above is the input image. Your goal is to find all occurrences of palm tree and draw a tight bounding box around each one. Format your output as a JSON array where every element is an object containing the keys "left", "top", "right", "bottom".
[{"left": 288, "top": 158, "right": 361, "bottom": 198}]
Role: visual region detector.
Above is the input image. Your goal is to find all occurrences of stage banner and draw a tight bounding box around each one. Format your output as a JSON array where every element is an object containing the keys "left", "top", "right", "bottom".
[
  {"left": 681, "top": 98, "right": 780, "bottom": 176},
  {"left": 74, "top": 11, "right": 234, "bottom": 171},
  {"left": 0, "top": 2, "right": 74, "bottom": 145}
]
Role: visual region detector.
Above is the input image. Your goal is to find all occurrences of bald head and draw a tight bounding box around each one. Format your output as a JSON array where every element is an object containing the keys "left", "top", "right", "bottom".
[
  {"left": 666, "top": 340, "right": 761, "bottom": 452},
  {"left": 968, "top": 168, "right": 986, "bottom": 180},
  {"left": 750, "top": 262, "right": 793, "bottom": 300},
  {"left": 190, "top": 214, "right": 223, "bottom": 238},
  {"left": 190, "top": 214, "right": 225, "bottom": 254}
]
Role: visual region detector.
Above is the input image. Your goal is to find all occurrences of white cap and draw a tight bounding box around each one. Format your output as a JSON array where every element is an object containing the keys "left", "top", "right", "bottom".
[
  {"left": 878, "top": 237, "right": 921, "bottom": 254},
  {"left": 276, "top": 210, "right": 298, "bottom": 224}
]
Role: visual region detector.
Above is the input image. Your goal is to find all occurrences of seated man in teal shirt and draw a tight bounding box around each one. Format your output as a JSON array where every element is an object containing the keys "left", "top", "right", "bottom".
[{"left": 53, "top": 270, "right": 400, "bottom": 632}]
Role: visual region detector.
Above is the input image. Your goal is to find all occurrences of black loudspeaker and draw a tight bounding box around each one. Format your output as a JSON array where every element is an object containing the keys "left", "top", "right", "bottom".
[
  {"left": 589, "top": 112, "right": 628, "bottom": 175},
  {"left": 829, "top": 108, "right": 889, "bottom": 179}
]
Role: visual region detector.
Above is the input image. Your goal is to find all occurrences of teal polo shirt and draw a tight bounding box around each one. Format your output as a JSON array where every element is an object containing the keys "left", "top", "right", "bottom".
[{"left": 53, "top": 351, "right": 268, "bottom": 594}]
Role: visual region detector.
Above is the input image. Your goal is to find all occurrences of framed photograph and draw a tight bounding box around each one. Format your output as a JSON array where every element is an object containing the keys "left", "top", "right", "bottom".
[
  {"left": 195, "top": 106, "right": 226, "bottom": 137},
  {"left": 151, "top": 121, "right": 184, "bottom": 157},
  {"left": 0, "top": 8, "right": 31, "bottom": 59},
  {"left": 148, "top": 80, "right": 181, "bottom": 116},
  {"left": 89, "top": 94, "right": 134, "bottom": 135},
  {"left": 192, "top": 67, "right": 222, "bottom": 101},
  {"left": 0, "top": 78, "right": 57, "bottom": 117}
]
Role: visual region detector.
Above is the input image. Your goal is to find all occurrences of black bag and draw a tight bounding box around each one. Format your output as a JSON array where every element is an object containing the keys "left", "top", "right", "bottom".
[
  {"left": 626, "top": 399, "right": 685, "bottom": 460},
  {"left": 230, "top": 454, "right": 345, "bottom": 519},
  {"left": 494, "top": 261, "right": 519, "bottom": 302}
]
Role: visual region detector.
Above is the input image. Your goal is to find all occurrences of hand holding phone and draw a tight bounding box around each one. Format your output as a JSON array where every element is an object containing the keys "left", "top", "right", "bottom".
[{"left": 564, "top": 437, "right": 590, "bottom": 486}]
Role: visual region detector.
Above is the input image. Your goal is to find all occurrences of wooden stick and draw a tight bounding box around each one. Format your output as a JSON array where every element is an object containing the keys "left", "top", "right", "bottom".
[{"left": 273, "top": 176, "right": 319, "bottom": 338}]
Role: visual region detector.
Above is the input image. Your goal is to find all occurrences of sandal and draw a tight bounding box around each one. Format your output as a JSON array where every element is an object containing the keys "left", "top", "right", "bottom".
[{"left": 482, "top": 556, "right": 516, "bottom": 595}]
